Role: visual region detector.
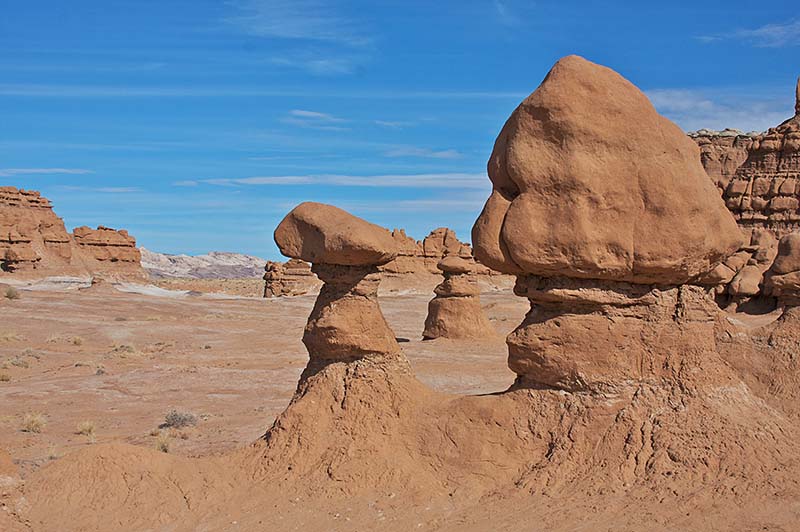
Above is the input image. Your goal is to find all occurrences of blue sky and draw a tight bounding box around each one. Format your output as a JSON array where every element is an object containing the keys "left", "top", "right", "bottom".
[{"left": 1, "top": 1, "right": 798, "bottom": 259}]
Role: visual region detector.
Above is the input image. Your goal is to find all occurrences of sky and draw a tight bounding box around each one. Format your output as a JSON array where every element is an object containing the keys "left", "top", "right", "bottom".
[{"left": 1, "top": 0, "right": 798, "bottom": 259}]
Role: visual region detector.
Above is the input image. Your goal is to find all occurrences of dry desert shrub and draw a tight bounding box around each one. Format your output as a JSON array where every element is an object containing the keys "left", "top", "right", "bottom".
[
  {"left": 162, "top": 409, "right": 197, "bottom": 429},
  {"left": 21, "top": 412, "right": 46, "bottom": 433},
  {"left": 0, "top": 331, "right": 23, "bottom": 342},
  {"left": 76, "top": 420, "right": 96, "bottom": 440},
  {"left": 0, "top": 373, "right": 10, "bottom": 382},
  {"left": 4, "top": 286, "right": 20, "bottom": 300},
  {"left": 155, "top": 432, "right": 170, "bottom": 453},
  {"left": 71, "top": 336, "right": 84, "bottom": 346}
]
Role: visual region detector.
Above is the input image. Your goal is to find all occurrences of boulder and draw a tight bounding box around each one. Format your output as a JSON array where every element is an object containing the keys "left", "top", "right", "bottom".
[
  {"left": 472, "top": 55, "right": 741, "bottom": 284},
  {"left": 274, "top": 202, "right": 397, "bottom": 266}
]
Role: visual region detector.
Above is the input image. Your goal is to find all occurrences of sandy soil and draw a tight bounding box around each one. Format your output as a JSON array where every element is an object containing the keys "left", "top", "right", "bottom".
[{"left": 0, "top": 284, "right": 525, "bottom": 475}]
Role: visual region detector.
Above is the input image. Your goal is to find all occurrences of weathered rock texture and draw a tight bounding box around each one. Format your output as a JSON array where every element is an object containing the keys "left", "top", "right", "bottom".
[
  {"left": 275, "top": 203, "right": 400, "bottom": 366},
  {"left": 765, "top": 231, "right": 800, "bottom": 305},
  {"left": 473, "top": 56, "right": 742, "bottom": 284},
  {"left": 263, "top": 226, "right": 504, "bottom": 298},
  {"left": 473, "top": 55, "right": 741, "bottom": 390},
  {"left": 0, "top": 187, "right": 145, "bottom": 279},
  {"left": 693, "top": 79, "right": 800, "bottom": 236},
  {"left": 141, "top": 248, "right": 266, "bottom": 279},
  {"left": 422, "top": 256, "right": 496, "bottom": 340},
  {"left": 263, "top": 258, "right": 320, "bottom": 297}
]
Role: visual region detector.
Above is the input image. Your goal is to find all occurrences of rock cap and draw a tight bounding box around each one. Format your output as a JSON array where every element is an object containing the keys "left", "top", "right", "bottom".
[
  {"left": 437, "top": 255, "right": 472, "bottom": 274},
  {"left": 275, "top": 202, "right": 398, "bottom": 266},
  {"left": 472, "top": 55, "right": 742, "bottom": 284}
]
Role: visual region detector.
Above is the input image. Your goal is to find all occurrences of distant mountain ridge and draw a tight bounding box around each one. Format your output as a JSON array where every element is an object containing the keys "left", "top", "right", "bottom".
[{"left": 140, "top": 248, "right": 265, "bottom": 279}]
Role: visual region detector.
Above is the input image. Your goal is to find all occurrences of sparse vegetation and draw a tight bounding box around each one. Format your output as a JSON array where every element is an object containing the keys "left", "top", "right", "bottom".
[
  {"left": 162, "top": 409, "right": 198, "bottom": 429},
  {"left": 72, "top": 336, "right": 84, "bottom": 346},
  {"left": 21, "top": 412, "right": 47, "bottom": 433},
  {"left": 76, "top": 420, "right": 96, "bottom": 440},
  {"left": 8, "top": 357, "right": 29, "bottom": 369},
  {"left": 0, "top": 373, "right": 10, "bottom": 382},
  {"left": 4, "top": 286, "right": 20, "bottom": 300},
  {"left": 155, "top": 432, "right": 170, "bottom": 453},
  {"left": 0, "top": 331, "right": 23, "bottom": 342}
]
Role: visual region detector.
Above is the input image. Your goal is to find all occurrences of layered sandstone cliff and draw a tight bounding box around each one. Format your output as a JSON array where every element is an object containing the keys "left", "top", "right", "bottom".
[
  {"left": 0, "top": 186, "right": 145, "bottom": 279},
  {"left": 693, "top": 78, "right": 800, "bottom": 236}
]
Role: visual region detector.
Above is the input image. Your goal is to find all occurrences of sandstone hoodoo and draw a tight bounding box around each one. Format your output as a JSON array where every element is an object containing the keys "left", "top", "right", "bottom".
[
  {"left": 274, "top": 202, "right": 400, "bottom": 365},
  {"left": 765, "top": 231, "right": 800, "bottom": 306},
  {"left": 422, "top": 255, "right": 496, "bottom": 340},
  {"left": 473, "top": 55, "right": 742, "bottom": 391}
]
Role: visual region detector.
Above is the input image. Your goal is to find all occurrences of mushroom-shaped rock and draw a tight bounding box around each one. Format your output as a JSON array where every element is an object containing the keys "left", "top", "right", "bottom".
[
  {"left": 472, "top": 55, "right": 742, "bottom": 284},
  {"left": 274, "top": 203, "right": 401, "bottom": 368},
  {"left": 422, "top": 256, "right": 496, "bottom": 340},
  {"left": 472, "top": 56, "right": 735, "bottom": 391},
  {"left": 275, "top": 202, "right": 397, "bottom": 266}
]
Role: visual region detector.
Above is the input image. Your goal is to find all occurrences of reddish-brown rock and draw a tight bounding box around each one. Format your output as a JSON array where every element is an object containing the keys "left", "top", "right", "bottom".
[
  {"left": 694, "top": 79, "right": 800, "bottom": 237},
  {"left": 0, "top": 187, "right": 146, "bottom": 280},
  {"left": 275, "top": 203, "right": 400, "bottom": 367},
  {"left": 263, "top": 258, "right": 320, "bottom": 297},
  {"left": 422, "top": 256, "right": 496, "bottom": 340},
  {"left": 473, "top": 55, "right": 742, "bottom": 284},
  {"left": 473, "top": 56, "right": 741, "bottom": 391}
]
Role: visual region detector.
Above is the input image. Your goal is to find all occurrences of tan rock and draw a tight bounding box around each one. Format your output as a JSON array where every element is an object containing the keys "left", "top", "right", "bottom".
[
  {"left": 275, "top": 202, "right": 397, "bottom": 266},
  {"left": 422, "top": 256, "right": 495, "bottom": 340},
  {"left": 472, "top": 55, "right": 742, "bottom": 284}
]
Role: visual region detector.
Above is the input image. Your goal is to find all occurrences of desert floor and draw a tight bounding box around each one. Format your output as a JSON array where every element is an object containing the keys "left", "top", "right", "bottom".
[{"left": 0, "top": 281, "right": 527, "bottom": 475}]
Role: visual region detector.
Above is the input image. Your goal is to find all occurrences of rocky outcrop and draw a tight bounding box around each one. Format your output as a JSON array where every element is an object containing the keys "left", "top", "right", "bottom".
[
  {"left": 274, "top": 202, "right": 400, "bottom": 367},
  {"left": 0, "top": 187, "right": 71, "bottom": 272},
  {"left": 422, "top": 256, "right": 496, "bottom": 340},
  {"left": 0, "top": 187, "right": 145, "bottom": 279},
  {"left": 383, "top": 227, "right": 486, "bottom": 275},
  {"left": 693, "top": 78, "right": 800, "bottom": 237},
  {"left": 263, "top": 258, "right": 320, "bottom": 297},
  {"left": 765, "top": 232, "right": 800, "bottom": 305},
  {"left": 473, "top": 55, "right": 740, "bottom": 391}
]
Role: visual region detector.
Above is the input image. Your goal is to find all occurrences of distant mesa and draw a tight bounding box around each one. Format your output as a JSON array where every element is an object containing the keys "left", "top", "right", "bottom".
[
  {"left": 0, "top": 186, "right": 145, "bottom": 280},
  {"left": 141, "top": 248, "right": 266, "bottom": 280}
]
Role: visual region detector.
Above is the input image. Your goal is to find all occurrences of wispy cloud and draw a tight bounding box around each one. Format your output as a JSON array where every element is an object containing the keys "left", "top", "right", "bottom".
[
  {"left": 58, "top": 185, "right": 141, "bottom": 193},
  {"left": 383, "top": 146, "right": 463, "bottom": 159},
  {"left": 698, "top": 19, "right": 800, "bottom": 47},
  {"left": 281, "top": 109, "right": 349, "bottom": 130},
  {"left": 0, "top": 168, "right": 93, "bottom": 177},
  {"left": 187, "top": 173, "right": 489, "bottom": 189},
  {"left": 493, "top": 0, "right": 520, "bottom": 27},
  {"left": 374, "top": 120, "right": 416, "bottom": 129},
  {"left": 647, "top": 88, "right": 791, "bottom": 132},
  {"left": 225, "top": 0, "right": 369, "bottom": 46},
  {"left": 268, "top": 53, "right": 363, "bottom": 75},
  {"left": 0, "top": 83, "right": 525, "bottom": 100}
]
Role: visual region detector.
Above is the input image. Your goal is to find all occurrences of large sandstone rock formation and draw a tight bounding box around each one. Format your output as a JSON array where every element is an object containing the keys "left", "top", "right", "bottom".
[
  {"left": 0, "top": 187, "right": 145, "bottom": 280},
  {"left": 473, "top": 55, "right": 741, "bottom": 390},
  {"left": 263, "top": 258, "right": 320, "bottom": 297},
  {"left": 274, "top": 202, "right": 400, "bottom": 366},
  {"left": 422, "top": 256, "right": 496, "bottom": 340}
]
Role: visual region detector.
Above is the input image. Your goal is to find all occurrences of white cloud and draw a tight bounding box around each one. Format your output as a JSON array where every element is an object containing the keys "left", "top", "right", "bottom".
[
  {"left": 374, "top": 120, "right": 416, "bottom": 129},
  {"left": 383, "top": 146, "right": 463, "bottom": 159},
  {"left": 281, "top": 109, "right": 349, "bottom": 130},
  {"left": 268, "top": 54, "right": 361, "bottom": 76},
  {"left": 699, "top": 19, "right": 800, "bottom": 47},
  {"left": 196, "top": 173, "right": 489, "bottom": 189},
  {"left": 225, "top": 0, "right": 369, "bottom": 46},
  {"left": 646, "top": 88, "right": 792, "bottom": 132},
  {"left": 0, "top": 168, "right": 93, "bottom": 177}
]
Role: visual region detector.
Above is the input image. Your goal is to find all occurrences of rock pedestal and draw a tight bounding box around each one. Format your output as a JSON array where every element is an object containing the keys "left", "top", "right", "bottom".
[
  {"left": 274, "top": 202, "right": 400, "bottom": 368},
  {"left": 471, "top": 56, "right": 740, "bottom": 391},
  {"left": 508, "top": 277, "right": 717, "bottom": 391},
  {"left": 422, "top": 256, "right": 495, "bottom": 340},
  {"left": 304, "top": 264, "right": 399, "bottom": 362}
]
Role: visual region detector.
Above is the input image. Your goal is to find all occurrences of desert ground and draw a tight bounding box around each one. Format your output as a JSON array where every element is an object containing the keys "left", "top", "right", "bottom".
[{"left": 0, "top": 281, "right": 525, "bottom": 474}]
